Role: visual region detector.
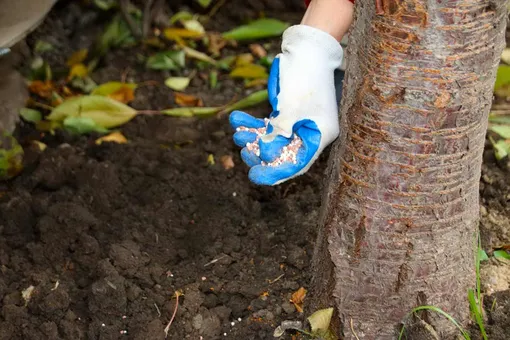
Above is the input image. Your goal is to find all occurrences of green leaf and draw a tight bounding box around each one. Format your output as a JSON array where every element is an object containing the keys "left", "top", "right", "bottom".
[
  {"left": 398, "top": 306, "right": 470, "bottom": 340},
  {"left": 94, "top": 0, "right": 117, "bottom": 10},
  {"left": 209, "top": 70, "right": 218, "bottom": 89},
  {"left": 19, "top": 108, "right": 42, "bottom": 123},
  {"left": 489, "top": 113, "right": 510, "bottom": 124},
  {"left": 492, "top": 139, "right": 510, "bottom": 160},
  {"left": 146, "top": 50, "right": 186, "bottom": 70},
  {"left": 494, "top": 250, "right": 510, "bottom": 260},
  {"left": 92, "top": 82, "right": 138, "bottom": 96},
  {"left": 161, "top": 107, "right": 220, "bottom": 117},
  {"left": 478, "top": 248, "right": 489, "bottom": 262},
  {"left": 489, "top": 125, "right": 510, "bottom": 139},
  {"left": 47, "top": 95, "right": 137, "bottom": 128},
  {"left": 0, "top": 131, "right": 24, "bottom": 180},
  {"left": 30, "top": 56, "right": 52, "bottom": 81},
  {"left": 63, "top": 117, "right": 109, "bottom": 135},
  {"left": 222, "top": 18, "right": 290, "bottom": 41},
  {"left": 164, "top": 77, "right": 191, "bottom": 91},
  {"left": 196, "top": 0, "right": 212, "bottom": 8},
  {"left": 217, "top": 56, "right": 236, "bottom": 70},
  {"left": 222, "top": 90, "right": 268, "bottom": 113},
  {"left": 34, "top": 40, "right": 54, "bottom": 54},
  {"left": 468, "top": 289, "right": 488, "bottom": 340},
  {"left": 307, "top": 308, "right": 334, "bottom": 334},
  {"left": 169, "top": 11, "right": 193, "bottom": 24},
  {"left": 96, "top": 15, "right": 134, "bottom": 56},
  {"left": 70, "top": 76, "right": 98, "bottom": 93}
]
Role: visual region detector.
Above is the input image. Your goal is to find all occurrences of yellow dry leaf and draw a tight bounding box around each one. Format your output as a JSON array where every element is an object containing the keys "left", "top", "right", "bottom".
[
  {"left": 69, "top": 63, "right": 88, "bottom": 79},
  {"left": 290, "top": 287, "right": 307, "bottom": 313},
  {"left": 220, "top": 155, "right": 235, "bottom": 170},
  {"left": 32, "top": 140, "right": 47, "bottom": 151},
  {"left": 95, "top": 131, "right": 128, "bottom": 145},
  {"left": 235, "top": 53, "right": 254, "bottom": 66},
  {"left": 67, "top": 49, "right": 88, "bottom": 66},
  {"left": 245, "top": 78, "right": 268, "bottom": 88},
  {"left": 164, "top": 28, "right": 203, "bottom": 40},
  {"left": 230, "top": 64, "right": 268, "bottom": 79},
  {"left": 174, "top": 92, "right": 203, "bottom": 107},
  {"left": 207, "top": 154, "right": 215, "bottom": 165}
]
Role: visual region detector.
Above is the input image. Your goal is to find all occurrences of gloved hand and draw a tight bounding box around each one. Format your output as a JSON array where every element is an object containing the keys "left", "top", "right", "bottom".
[{"left": 229, "top": 25, "right": 344, "bottom": 186}]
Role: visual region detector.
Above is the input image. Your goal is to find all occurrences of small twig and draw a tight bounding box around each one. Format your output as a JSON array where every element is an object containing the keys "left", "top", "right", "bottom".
[
  {"left": 207, "top": 0, "right": 227, "bottom": 19},
  {"left": 119, "top": 0, "right": 142, "bottom": 38},
  {"left": 350, "top": 318, "right": 360, "bottom": 340},
  {"left": 30, "top": 101, "right": 54, "bottom": 111},
  {"left": 137, "top": 80, "right": 159, "bottom": 87},
  {"left": 268, "top": 274, "right": 285, "bottom": 284},
  {"left": 136, "top": 110, "right": 162, "bottom": 115},
  {"left": 164, "top": 292, "right": 182, "bottom": 338},
  {"left": 154, "top": 303, "right": 162, "bottom": 317},
  {"left": 120, "top": 67, "right": 131, "bottom": 83},
  {"left": 204, "top": 254, "right": 227, "bottom": 267}
]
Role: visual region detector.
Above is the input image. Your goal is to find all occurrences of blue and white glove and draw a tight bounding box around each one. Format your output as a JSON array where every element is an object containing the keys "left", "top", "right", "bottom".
[{"left": 229, "top": 25, "right": 344, "bottom": 186}]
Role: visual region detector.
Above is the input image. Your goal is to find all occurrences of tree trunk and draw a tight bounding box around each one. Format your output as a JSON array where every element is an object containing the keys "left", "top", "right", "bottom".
[{"left": 310, "top": 0, "right": 507, "bottom": 338}]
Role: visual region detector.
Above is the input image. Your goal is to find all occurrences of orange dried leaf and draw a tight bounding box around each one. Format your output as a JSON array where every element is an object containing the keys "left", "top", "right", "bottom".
[
  {"left": 220, "top": 155, "right": 235, "bottom": 170},
  {"left": 108, "top": 87, "right": 135, "bottom": 104},
  {"left": 28, "top": 80, "right": 54, "bottom": 98},
  {"left": 174, "top": 92, "right": 203, "bottom": 107},
  {"left": 290, "top": 287, "right": 307, "bottom": 313},
  {"left": 67, "top": 49, "right": 88, "bottom": 66},
  {"left": 249, "top": 44, "right": 267, "bottom": 58},
  {"left": 95, "top": 131, "right": 128, "bottom": 145}
]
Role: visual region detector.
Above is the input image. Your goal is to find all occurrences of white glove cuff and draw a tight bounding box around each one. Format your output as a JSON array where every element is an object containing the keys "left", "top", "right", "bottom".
[{"left": 281, "top": 25, "right": 344, "bottom": 67}]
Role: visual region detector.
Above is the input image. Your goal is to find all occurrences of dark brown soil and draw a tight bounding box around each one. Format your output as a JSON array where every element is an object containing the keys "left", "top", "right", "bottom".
[{"left": 1, "top": 1, "right": 509, "bottom": 340}]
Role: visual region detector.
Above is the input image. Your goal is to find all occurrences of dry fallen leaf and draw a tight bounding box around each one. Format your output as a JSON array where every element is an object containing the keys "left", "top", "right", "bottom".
[
  {"left": 108, "top": 86, "right": 135, "bottom": 104},
  {"left": 290, "top": 287, "right": 307, "bottom": 313},
  {"left": 249, "top": 44, "right": 267, "bottom": 58},
  {"left": 207, "top": 154, "right": 215, "bottom": 165},
  {"left": 207, "top": 32, "right": 227, "bottom": 56},
  {"left": 95, "top": 131, "right": 128, "bottom": 145},
  {"left": 175, "top": 92, "right": 203, "bottom": 107},
  {"left": 21, "top": 285, "right": 35, "bottom": 306},
  {"left": 28, "top": 80, "right": 54, "bottom": 98},
  {"left": 245, "top": 78, "right": 268, "bottom": 88},
  {"left": 230, "top": 64, "right": 268, "bottom": 79},
  {"left": 67, "top": 49, "right": 88, "bottom": 67},
  {"left": 235, "top": 53, "right": 255, "bottom": 67},
  {"left": 164, "top": 28, "right": 203, "bottom": 40},
  {"left": 220, "top": 155, "right": 235, "bottom": 170},
  {"left": 68, "top": 63, "right": 88, "bottom": 79}
]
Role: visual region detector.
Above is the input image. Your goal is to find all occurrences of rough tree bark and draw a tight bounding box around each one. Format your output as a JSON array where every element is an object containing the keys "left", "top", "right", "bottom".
[{"left": 310, "top": 0, "right": 507, "bottom": 338}]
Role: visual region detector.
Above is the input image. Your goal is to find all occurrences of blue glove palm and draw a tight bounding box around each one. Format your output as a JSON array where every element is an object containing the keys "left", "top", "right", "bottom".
[{"left": 229, "top": 25, "right": 344, "bottom": 186}]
